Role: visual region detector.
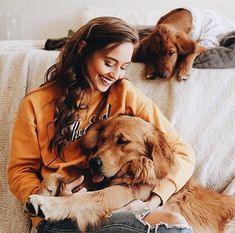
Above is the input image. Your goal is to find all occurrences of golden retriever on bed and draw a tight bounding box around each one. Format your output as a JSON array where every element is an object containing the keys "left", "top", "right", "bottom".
[
  {"left": 133, "top": 8, "right": 206, "bottom": 81},
  {"left": 26, "top": 115, "right": 235, "bottom": 233}
]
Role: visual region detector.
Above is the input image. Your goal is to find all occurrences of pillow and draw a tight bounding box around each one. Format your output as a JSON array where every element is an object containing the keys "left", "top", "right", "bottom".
[{"left": 77, "top": 6, "right": 161, "bottom": 28}]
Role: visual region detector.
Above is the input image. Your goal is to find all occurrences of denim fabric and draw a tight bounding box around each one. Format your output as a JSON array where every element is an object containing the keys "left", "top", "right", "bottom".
[{"left": 36, "top": 211, "right": 193, "bottom": 233}]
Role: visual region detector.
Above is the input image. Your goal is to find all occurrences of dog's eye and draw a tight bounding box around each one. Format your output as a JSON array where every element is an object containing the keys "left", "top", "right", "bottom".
[
  {"left": 98, "top": 136, "right": 105, "bottom": 146},
  {"left": 116, "top": 137, "right": 130, "bottom": 145}
]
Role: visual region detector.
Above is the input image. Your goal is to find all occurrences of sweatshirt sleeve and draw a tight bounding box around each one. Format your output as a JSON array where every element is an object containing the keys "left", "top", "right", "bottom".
[
  {"left": 136, "top": 97, "right": 195, "bottom": 204},
  {"left": 8, "top": 97, "right": 42, "bottom": 203}
]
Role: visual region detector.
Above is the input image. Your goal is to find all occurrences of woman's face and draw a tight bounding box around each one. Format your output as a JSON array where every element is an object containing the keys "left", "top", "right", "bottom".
[{"left": 86, "top": 42, "right": 134, "bottom": 92}]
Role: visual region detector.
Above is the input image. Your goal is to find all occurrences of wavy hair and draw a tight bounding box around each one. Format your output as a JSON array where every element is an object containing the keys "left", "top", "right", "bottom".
[{"left": 44, "top": 16, "right": 139, "bottom": 158}]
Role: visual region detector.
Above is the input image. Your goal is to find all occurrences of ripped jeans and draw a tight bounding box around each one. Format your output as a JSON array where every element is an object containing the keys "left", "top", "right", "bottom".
[{"left": 36, "top": 210, "right": 193, "bottom": 233}]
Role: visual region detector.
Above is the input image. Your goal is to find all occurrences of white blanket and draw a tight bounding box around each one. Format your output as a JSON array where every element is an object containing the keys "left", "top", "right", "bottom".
[{"left": 186, "top": 7, "right": 235, "bottom": 48}]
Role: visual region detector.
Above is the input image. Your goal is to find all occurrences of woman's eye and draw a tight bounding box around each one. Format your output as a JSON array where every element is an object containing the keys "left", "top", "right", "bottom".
[
  {"left": 105, "top": 62, "right": 114, "bottom": 67},
  {"left": 121, "top": 65, "right": 128, "bottom": 71},
  {"left": 105, "top": 63, "right": 111, "bottom": 67}
]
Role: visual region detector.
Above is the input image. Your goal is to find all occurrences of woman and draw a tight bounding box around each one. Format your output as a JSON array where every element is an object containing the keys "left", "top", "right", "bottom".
[{"left": 8, "top": 16, "right": 195, "bottom": 233}]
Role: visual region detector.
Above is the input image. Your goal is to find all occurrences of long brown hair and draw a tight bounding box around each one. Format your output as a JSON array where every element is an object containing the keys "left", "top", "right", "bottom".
[{"left": 44, "top": 16, "right": 139, "bottom": 158}]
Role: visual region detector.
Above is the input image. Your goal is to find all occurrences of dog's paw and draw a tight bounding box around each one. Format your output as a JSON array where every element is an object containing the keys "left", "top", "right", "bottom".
[
  {"left": 177, "top": 68, "right": 191, "bottom": 81},
  {"left": 25, "top": 195, "right": 68, "bottom": 221},
  {"left": 177, "top": 73, "right": 190, "bottom": 81},
  {"left": 177, "top": 63, "right": 193, "bottom": 81},
  {"left": 38, "top": 173, "right": 64, "bottom": 196}
]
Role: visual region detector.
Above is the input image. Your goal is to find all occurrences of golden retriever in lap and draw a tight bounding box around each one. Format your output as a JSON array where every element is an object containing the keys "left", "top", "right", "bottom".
[
  {"left": 133, "top": 8, "right": 206, "bottom": 81},
  {"left": 26, "top": 115, "right": 235, "bottom": 233}
]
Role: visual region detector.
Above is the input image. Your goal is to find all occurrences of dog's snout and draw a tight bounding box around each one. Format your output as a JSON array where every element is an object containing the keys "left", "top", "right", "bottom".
[
  {"left": 146, "top": 71, "right": 168, "bottom": 79},
  {"left": 25, "top": 201, "right": 37, "bottom": 216},
  {"left": 24, "top": 200, "right": 45, "bottom": 218},
  {"left": 89, "top": 158, "right": 103, "bottom": 172}
]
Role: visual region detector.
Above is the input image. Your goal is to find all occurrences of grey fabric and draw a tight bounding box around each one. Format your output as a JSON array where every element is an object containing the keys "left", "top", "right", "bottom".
[
  {"left": 44, "top": 26, "right": 154, "bottom": 50},
  {"left": 193, "top": 31, "right": 235, "bottom": 68}
]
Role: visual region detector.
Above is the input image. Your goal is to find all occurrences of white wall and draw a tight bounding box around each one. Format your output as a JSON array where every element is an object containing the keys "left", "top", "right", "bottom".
[{"left": 1, "top": 0, "right": 235, "bottom": 40}]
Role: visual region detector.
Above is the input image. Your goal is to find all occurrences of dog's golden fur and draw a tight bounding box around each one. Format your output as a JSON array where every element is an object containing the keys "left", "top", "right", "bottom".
[
  {"left": 133, "top": 8, "right": 206, "bottom": 80},
  {"left": 26, "top": 115, "right": 235, "bottom": 233}
]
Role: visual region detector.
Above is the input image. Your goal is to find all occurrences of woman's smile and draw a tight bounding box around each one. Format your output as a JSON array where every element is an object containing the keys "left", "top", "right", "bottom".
[{"left": 99, "top": 75, "right": 114, "bottom": 86}]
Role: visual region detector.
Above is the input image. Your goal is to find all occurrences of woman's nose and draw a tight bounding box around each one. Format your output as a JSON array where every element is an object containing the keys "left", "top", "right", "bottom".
[{"left": 109, "top": 68, "right": 121, "bottom": 80}]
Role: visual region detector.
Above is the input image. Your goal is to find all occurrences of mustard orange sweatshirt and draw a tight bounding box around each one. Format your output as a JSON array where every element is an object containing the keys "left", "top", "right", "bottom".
[{"left": 8, "top": 79, "right": 195, "bottom": 206}]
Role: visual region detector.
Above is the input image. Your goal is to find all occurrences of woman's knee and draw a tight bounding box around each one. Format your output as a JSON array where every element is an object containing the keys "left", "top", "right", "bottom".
[{"left": 143, "top": 210, "right": 188, "bottom": 225}]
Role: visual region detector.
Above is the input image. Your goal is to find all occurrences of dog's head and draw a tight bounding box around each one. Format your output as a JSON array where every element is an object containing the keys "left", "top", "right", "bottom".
[
  {"left": 133, "top": 24, "right": 197, "bottom": 79},
  {"left": 80, "top": 115, "right": 174, "bottom": 186}
]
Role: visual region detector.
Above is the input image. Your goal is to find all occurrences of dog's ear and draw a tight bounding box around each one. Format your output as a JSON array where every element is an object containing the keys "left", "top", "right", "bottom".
[
  {"left": 145, "top": 128, "right": 174, "bottom": 179},
  {"left": 132, "top": 37, "right": 150, "bottom": 62},
  {"left": 174, "top": 32, "right": 196, "bottom": 55},
  {"left": 80, "top": 120, "right": 105, "bottom": 153}
]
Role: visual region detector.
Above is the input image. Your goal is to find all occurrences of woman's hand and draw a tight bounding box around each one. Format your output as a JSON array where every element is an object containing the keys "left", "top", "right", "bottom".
[
  {"left": 120, "top": 193, "right": 162, "bottom": 212},
  {"left": 60, "top": 175, "right": 87, "bottom": 196},
  {"left": 145, "top": 193, "right": 162, "bottom": 210}
]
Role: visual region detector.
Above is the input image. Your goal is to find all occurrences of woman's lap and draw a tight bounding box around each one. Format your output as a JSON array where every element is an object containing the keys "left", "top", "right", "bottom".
[{"left": 36, "top": 211, "right": 193, "bottom": 233}]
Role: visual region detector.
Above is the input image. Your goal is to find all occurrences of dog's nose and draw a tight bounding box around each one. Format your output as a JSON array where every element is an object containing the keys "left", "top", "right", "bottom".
[
  {"left": 146, "top": 72, "right": 156, "bottom": 79},
  {"left": 155, "top": 71, "right": 167, "bottom": 79},
  {"left": 89, "top": 158, "right": 103, "bottom": 172}
]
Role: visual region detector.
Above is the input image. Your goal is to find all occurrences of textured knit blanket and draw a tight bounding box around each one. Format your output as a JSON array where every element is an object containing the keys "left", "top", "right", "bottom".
[{"left": 0, "top": 40, "right": 58, "bottom": 233}]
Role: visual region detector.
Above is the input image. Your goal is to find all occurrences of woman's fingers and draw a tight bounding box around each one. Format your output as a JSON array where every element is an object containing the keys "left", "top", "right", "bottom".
[
  {"left": 121, "top": 200, "right": 146, "bottom": 211},
  {"left": 60, "top": 175, "right": 85, "bottom": 196}
]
